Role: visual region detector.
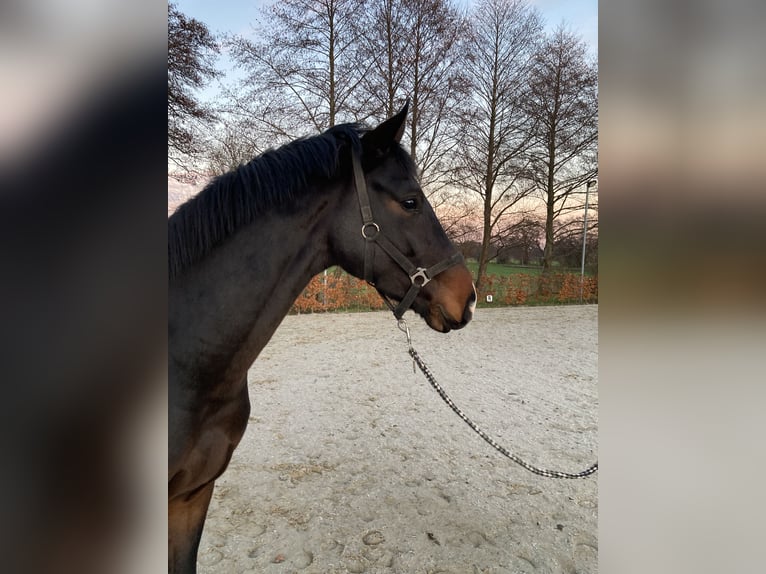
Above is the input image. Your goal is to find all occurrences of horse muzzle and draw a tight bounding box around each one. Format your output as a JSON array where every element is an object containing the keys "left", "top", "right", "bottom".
[{"left": 418, "top": 269, "right": 477, "bottom": 333}]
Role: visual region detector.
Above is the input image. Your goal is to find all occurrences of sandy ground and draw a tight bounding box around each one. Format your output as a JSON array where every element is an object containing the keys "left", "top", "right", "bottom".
[{"left": 197, "top": 305, "right": 598, "bottom": 573}]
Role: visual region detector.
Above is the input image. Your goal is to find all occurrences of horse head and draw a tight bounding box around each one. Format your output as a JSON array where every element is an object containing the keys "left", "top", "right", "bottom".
[{"left": 329, "top": 105, "right": 476, "bottom": 333}]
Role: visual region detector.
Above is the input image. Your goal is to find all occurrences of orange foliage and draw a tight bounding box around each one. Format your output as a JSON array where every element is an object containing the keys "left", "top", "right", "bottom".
[
  {"left": 291, "top": 272, "right": 387, "bottom": 313},
  {"left": 291, "top": 270, "right": 597, "bottom": 314},
  {"left": 478, "top": 271, "right": 598, "bottom": 307}
]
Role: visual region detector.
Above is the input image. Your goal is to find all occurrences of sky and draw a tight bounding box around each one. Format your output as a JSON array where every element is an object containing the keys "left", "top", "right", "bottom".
[
  {"left": 174, "top": 1, "right": 597, "bottom": 50},
  {"left": 173, "top": 0, "right": 597, "bottom": 103}
]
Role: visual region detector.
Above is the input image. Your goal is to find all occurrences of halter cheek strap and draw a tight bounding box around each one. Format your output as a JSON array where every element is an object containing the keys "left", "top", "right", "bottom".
[{"left": 351, "top": 148, "right": 464, "bottom": 320}]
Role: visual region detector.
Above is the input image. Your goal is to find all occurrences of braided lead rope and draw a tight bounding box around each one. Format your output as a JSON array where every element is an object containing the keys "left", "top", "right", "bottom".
[{"left": 398, "top": 320, "right": 598, "bottom": 479}]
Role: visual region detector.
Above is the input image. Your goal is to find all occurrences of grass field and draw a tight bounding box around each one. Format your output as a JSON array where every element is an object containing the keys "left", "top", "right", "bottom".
[
  {"left": 465, "top": 261, "right": 541, "bottom": 277},
  {"left": 464, "top": 260, "right": 593, "bottom": 278}
]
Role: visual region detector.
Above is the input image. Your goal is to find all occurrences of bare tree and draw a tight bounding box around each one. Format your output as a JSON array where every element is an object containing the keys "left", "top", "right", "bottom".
[
  {"left": 167, "top": 2, "right": 219, "bottom": 169},
  {"left": 355, "top": 0, "right": 470, "bottom": 198},
  {"left": 203, "top": 120, "right": 264, "bottom": 176},
  {"left": 550, "top": 212, "right": 599, "bottom": 269},
  {"left": 436, "top": 191, "right": 481, "bottom": 244},
  {"left": 354, "top": 0, "right": 412, "bottom": 120},
  {"left": 494, "top": 213, "right": 545, "bottom": 264},
  {"left": 404, "top": 0, "right": 468, "bottom": 187},
  {"left": 454, "top": 0, "right": 543, "bottom": 290},
  {"left": 524, "top": 26, "right": 598, "bottom": 272},
  {"left": 227, "top": 0, "right": 365, "bottom": 140}
]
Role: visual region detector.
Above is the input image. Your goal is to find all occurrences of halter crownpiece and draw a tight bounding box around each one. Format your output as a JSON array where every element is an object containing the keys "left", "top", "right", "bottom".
[{"left": 351, "top": 147, "right": 464, "bottom": 319}]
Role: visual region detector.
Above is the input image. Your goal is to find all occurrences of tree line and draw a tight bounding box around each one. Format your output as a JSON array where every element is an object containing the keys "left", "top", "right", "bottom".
[{"left": 168, "top": 0, "right": 598, "bottom": 288}]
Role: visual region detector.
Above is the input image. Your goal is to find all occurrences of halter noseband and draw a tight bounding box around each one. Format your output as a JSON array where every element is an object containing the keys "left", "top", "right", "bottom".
[{"left": 351, "top": 147, "right": 464, "bottom": 320}]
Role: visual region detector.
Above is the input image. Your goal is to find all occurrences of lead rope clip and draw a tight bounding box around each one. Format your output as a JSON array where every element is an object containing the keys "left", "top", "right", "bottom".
[{"left": 397, "top": 318, "right": 415, "bottom": 373}]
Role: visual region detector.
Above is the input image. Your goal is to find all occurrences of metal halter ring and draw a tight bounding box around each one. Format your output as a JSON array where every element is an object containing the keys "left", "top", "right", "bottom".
[
  {"left": 361, "top": 222, "right": 380, "bottom": 240},
  {"left": 410, "top": 267, "right": 431, "bottom": 287}
]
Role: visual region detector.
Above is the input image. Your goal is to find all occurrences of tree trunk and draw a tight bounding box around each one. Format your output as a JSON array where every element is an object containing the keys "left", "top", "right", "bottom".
[
  {"left": 542, "top": 189, "right": 555, "bottom": 272},
  {"left": 410, "top": 18, "right": 421, "bottom": 162},
  {"left": 328, "top": 12, "right": 336, "bottom": 127},
  {"left": 410, "top": 92, "right": 418, "bottom": 162},
  {"left": 477, "top": 110, "right": 496, "bottom": 292},
  {"left": 542, "top": 121, "right": 557, "bottom": 272},
  {"left": 385, "top": 3, "right": 395, "bottom": 118},
  {"left": 476, "top": 196, "right": 493, "bottom": 292}
]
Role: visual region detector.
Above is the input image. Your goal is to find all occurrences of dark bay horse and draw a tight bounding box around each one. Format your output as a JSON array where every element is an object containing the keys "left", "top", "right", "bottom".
[{"left": 168, "top": 105, "right": 476, "bottom": 573}]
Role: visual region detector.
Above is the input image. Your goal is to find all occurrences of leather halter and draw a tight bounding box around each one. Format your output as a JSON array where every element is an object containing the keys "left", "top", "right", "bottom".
[{"left": 351, "top": 147, "right": 464, "bottom": 320}]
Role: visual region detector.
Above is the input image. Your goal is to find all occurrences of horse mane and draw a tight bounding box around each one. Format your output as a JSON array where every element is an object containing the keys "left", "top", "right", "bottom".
[{"left": 168, "top": 123, "right": 366, "bottom": 280}]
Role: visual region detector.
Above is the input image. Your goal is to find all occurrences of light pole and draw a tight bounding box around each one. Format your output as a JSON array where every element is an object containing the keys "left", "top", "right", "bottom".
[{"left": 580, "top": 179, "right": 597, "bottom": 302}]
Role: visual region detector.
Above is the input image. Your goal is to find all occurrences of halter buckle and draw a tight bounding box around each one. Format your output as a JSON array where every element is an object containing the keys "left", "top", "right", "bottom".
[{"left": 410, "top": 267, "right": 431, "bottom": 287}]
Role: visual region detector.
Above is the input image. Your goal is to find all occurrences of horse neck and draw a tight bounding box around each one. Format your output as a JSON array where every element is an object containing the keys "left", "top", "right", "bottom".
[{"left": 169, "top": 192, "right": 336, "bottom": 393}]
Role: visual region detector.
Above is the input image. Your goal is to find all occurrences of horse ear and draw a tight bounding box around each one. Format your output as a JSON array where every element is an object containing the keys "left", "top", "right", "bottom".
[{"left": 363, "top": 100, "right": 409, "bottom": 156}]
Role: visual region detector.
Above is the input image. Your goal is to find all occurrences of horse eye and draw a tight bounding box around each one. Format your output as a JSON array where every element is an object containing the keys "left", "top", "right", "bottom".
[{"left": 400, "top": 198, "right": 418, "bottom": 212}]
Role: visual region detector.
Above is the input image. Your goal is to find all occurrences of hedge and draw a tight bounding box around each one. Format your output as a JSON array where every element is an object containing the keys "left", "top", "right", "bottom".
[{"left": 289, "top": 270, "right": 597, "bottom": 314}]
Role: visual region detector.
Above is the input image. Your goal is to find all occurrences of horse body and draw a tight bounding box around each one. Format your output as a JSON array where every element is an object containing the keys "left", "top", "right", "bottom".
[
  {"left": 168, "top": 106, "right": 476, "bottom": 573},
  {"left": 169, "top": 191, "right": 337, "bottom": 571}
]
